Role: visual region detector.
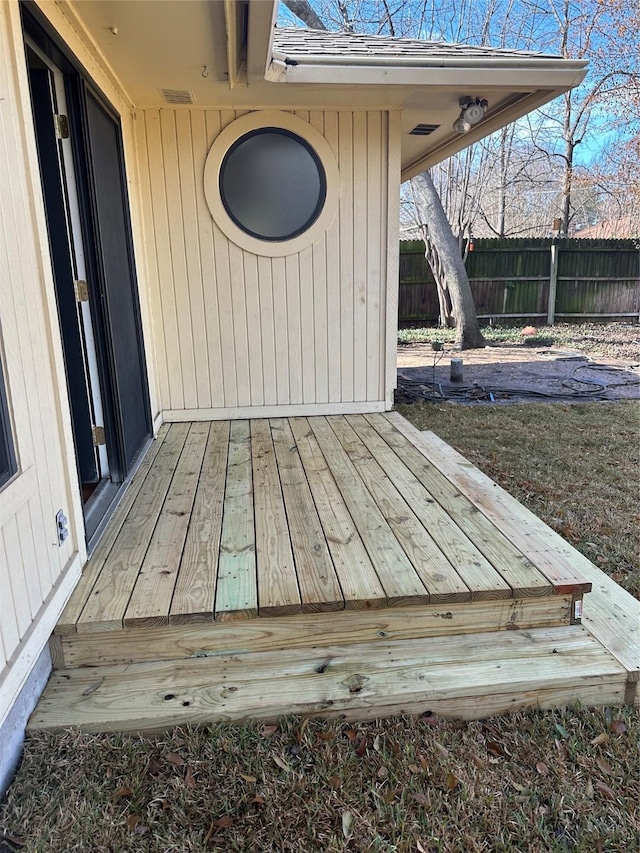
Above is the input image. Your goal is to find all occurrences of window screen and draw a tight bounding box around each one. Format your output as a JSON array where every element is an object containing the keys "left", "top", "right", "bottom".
[{"left": 219, "top": 128, "right": 326, "bottom": 242}]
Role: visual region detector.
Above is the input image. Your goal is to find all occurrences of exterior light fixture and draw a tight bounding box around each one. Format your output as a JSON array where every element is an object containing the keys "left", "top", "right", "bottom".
[{"left": 453, "top": 97, "right": 489, "bottom": 134}]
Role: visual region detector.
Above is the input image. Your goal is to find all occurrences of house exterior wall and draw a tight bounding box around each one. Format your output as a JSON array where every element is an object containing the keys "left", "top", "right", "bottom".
[
  {"left": 134, "top": 107, "right": 400, "bottom": 420},
  {"left": 0, "top": 0, "right": 159, "bottom": 737}
]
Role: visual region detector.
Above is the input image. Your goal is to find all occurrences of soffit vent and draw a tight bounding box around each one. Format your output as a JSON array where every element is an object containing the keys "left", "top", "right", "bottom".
[
  {"left": 160, "top": 88, "right": 195, "bottom": 105},
  {"left": 409, "top": 123, "right": 440, "bottom": 136}
]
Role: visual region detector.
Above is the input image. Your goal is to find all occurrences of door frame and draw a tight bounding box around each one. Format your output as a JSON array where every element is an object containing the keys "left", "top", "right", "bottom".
[{"left": 21, "top": 1, "right": 152, "bottom": 548}]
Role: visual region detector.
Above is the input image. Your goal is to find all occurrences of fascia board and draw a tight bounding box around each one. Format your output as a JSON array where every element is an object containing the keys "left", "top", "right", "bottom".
[
  {"left": 266, "top": 62, "right": 586, "bottom": 89},
  {"left": 247, "top": 0, "right": 278, "bottom": 84},
  {"left": 400, "top": 88, "right": 573, "bottom": 180}
]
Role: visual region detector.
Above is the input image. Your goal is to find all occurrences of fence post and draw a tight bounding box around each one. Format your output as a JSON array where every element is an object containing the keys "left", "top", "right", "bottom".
[{"left": 547, "top": 242, "right": 558, "bottom": 325}]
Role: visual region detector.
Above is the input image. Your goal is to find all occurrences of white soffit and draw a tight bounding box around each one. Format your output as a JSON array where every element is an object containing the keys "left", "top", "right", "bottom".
[{"left": 67, "top": 0, "right": 232, "bottom": 105}]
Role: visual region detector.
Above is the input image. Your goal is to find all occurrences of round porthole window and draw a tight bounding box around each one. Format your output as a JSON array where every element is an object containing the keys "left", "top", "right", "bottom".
[
  {"left": 220, "top": 128, "right": 326, "bottom": 242},
  {"left": 204, "top": 111, "right": 339, "bottom": 257}
]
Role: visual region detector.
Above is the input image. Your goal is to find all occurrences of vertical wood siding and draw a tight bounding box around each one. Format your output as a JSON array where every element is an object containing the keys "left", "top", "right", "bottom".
[{"left": 136, "top": 108, "right": 391, "bottom": 417}]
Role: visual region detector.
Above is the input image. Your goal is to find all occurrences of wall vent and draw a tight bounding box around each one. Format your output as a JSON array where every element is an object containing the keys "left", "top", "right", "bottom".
[
  {"left": 409, "top": 123, "right": 439, "bottom": 136},
  {"left": 160, "top": 88, "right": 195, "bottom": 105}
]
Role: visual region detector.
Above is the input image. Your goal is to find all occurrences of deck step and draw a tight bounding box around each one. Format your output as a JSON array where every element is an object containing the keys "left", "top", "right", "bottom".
[
  {"left": 50, "top": 596, "right": 574, "bottom": 670},
  {"left": 30, "top": 626, "right": 627, "bottom": 733}
]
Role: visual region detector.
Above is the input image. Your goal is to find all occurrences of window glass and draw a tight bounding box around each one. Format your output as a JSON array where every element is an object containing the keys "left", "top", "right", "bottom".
[{"left": 219, "top": 128, "right": 326, "bottom": 242}]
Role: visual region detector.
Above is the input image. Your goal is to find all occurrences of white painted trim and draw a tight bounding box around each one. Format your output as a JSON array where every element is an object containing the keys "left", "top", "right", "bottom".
[
  {"left": 0, "top": 550, "right": 82, "bottom": 728},
  {"left": 385, "top": 111, "right": 401, "bottom": 408},
  {"left": 203, "top": 110, "right": 339, "bottom": 257},
  {"left": 163, "top": 401, "right": 387, "bottom": 422},
  {"left": 266, "top": 64, "right": 586, "bottom": 89}
]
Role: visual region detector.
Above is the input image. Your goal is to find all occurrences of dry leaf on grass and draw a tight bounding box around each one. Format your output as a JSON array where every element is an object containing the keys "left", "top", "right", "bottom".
[
  {"left": 260, "top": 725, "right": 278, "bottom": 738},
  {"left": 164, "top": 752, "right": 185, "bottom": 767},
  {"left": 272, "top": 754, "right": 290, "bottom": 773},
  {"left": 184, "top": 765, "right": 196, "bottom": 789},
  {"left": 594, "top": 779, "right": 617, "bottom": 800},
  {"left": 595, "top": 757, "right": 614, "bottom": 776},
  {"left": 113, "top": 786, "right": 132, "bottom": 802},
  {"left": 610, "top": 720, "right": 627, "bottom": 735},
  {"left": 342, "top": 810, "right": 353, "bottom": 840},
  {"left": 434, "top": 742, "right": 449, "bottom": 759},
  {"left": 446, "top": 772, "right": 461, "bottom": 792},
  {"left": 355, "top": 736, "right": 368, "bottom": 757},
  {"left": 591, "top": 733, "right": 610, "bottom": 746},
  {"left": 536, "top": 762, "right": 549, "bottom": 776}
]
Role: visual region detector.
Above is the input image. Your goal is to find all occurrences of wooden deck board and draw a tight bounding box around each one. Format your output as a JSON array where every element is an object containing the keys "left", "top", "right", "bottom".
[
  {"left": 329, "top": 416, "right": 476, "bottom": 602},
  {"left": 30, "top": 626, "right": 627, "bottom": 732},
  {"left": 386, "top": 414, "right": 591, "bottom": 596},
  {"left": 124, "top": 423, "right": 209, "bottom": 627},
  {"left": 309, "top": 416, "right": 430, "bottom": 606},
  {"left": 214, "top": 421, "right": 257, "bottom": 621},
  {"left": 289, "top": 417, "right": 386, "bottom": 610},
  {"left": 76, "top": 423, "right": 191, "bottom": 633},
  {"left": 170, "top": 421, "right": 229, "bottom": 624},
  {"left": 270, "top": 419, "right": 343, "bottom": 612},
  {"left": 55, "top": 596, "right": 573, "bottom": 669},
  {"left": 56, "top": 424, "right": 170, "bottom": 635},
  {"left": 347, "top": 415, "right": 520, "bottom": 599},
  {"left": 364, "top": 414, "right": 554, "bottom": 598},
  {"left": 251, "top": 419, "right": 301, "bottom": 616}
]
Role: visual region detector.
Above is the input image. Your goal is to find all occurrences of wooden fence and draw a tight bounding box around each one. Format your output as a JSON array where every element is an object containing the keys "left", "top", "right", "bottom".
[{"left": 398, "top": 238, "right": 640, "bottom": 326}]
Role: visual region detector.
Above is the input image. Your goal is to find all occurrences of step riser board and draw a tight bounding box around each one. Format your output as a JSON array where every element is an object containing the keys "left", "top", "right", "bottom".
[
  {"left": 50, "top": 596, "right": 574, "bottom": 670},
  {"left": 31, "top": 626, "right": 627, "bottom": 734}
]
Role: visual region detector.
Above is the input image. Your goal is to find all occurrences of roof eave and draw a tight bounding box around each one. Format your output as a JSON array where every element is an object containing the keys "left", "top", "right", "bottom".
[{"left": 401, "top": 88, "right": 576, "bottom": 181}]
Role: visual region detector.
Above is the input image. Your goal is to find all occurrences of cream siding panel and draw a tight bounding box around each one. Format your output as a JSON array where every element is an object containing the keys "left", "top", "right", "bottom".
[
  {"left": 272, "top": 256, "right": 290, "bottom": 405},
  {"left": 176, "top": 111, "right": 211, "bottom": 409},
  {"left": 323, "top": 112, "right": 342, "bottom": 404},
  {"left": 195, "top": 111, "right": 225, "bottom": 409},
  {"left": 367, "top": 112, "right": 383, "bottom": 401},
  {"left": 136, "top": 108, "right": 391, "bottom": 417},
  {"left": 0, "top": 534, "right": 19, "bottom": 664},
  {"left": 338, "top": 112, "right": 355, "bottom": 403},
  {"left": 257, "top": 255, "right": 277, "bottom": 405}
]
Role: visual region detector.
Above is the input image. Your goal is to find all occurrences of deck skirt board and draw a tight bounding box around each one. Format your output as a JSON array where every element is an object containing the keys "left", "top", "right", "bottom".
[
  {"left": 59, "top": 414, "right": 591, "bottom": 633},
  {"left": 30, "top": 626, "right": 627, "bottom": 733}
]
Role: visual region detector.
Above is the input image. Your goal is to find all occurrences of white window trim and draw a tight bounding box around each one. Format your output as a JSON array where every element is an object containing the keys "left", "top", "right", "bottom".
[{"left": 204, "top": 110, "right": 339, "bottom": 258}]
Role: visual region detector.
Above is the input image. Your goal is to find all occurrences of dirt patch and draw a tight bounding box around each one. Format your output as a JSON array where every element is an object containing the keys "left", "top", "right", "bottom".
[{"left": 397, "top": 342, "right": 640, "bottom": 404}]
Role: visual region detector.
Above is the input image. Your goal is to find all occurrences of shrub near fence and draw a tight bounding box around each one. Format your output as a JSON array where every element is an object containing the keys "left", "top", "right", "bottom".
[{"left": 398, "top": 238, "right": 640, "bottom": 326}]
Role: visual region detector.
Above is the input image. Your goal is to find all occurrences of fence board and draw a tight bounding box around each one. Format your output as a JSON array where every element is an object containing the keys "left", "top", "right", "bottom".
[{"left": 399, "top": 238, "right": 640, "bottom": 325}]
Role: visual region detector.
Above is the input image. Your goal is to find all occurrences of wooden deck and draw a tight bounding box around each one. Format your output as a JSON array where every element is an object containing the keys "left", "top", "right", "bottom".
[
  {"left": 33, "top": 413, "right": 639, "bottom": 733},
  {"left": 57, "top": 413, "right": 588, "bottom": 634}
]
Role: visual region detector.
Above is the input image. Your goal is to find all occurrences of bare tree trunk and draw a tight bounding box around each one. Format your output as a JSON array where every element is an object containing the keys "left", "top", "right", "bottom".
[
  {"left": 282, "top": 0, "right": 327, "bottom": 30},
  {"left": 416, "top": 172, "right": 487, "bottom": 349}
]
